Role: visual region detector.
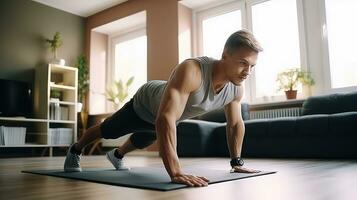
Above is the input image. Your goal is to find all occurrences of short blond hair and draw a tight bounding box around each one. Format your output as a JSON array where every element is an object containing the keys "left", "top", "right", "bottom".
[{"left": 224, "top": 29, "right": 263, "bottom": 53}]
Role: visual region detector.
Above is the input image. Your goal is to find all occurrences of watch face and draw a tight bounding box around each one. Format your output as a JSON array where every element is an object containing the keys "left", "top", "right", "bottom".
[{"left": 238, "top": 159, "right": 244, "bottom": 166}]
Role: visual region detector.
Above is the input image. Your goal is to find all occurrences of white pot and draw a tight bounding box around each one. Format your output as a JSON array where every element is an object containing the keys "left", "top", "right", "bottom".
[
  {"left": 77, "top": 102, "right": 83, "bottom": 113},
  {"left": 50, "top": 58, "right": 66, "bottom": 66}
]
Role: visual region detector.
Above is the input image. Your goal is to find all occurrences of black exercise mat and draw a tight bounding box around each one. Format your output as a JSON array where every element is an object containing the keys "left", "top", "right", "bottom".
[{"left": 22, "top": 166, "right": 276, "bottom": 191}]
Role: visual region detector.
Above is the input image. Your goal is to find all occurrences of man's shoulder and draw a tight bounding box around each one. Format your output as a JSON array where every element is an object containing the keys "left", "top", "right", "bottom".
[
  {"left": 166, "top": 59, "right": 202, "bottom": 93},
  {"left": 179, "top": 58, "right": 201, "bottom": 73}
]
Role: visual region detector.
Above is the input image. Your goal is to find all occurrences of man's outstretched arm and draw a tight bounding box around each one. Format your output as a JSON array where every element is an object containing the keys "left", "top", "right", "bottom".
[
  {"left": 155, "top": 60, "right": 209, "bottom": 187},
  {"left": 224, "top": 90, "right": 260, "bottom": 173}
]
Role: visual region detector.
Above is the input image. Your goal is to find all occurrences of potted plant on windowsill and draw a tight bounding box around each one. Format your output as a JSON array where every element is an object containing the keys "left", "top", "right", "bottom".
[
  {"left": 276, "top": 67, "right": 315, "bottom": 100},
  {"left": 106, "top": 77, "right": 134, "bottom": 110}
]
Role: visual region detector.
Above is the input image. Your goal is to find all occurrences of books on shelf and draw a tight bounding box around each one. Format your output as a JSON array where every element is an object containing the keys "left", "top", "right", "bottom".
[
  {"left": 0, "top": 126, "right": 26, "bottom": 146},
  {"left": 48, "top": 128, "right": 73, "bottom": 145},
  {"left": 60, "top": 106, "right": 69, "bottom": 120},
  {"left": 50, "top": 98, "right": 69, "bottom": 120}
]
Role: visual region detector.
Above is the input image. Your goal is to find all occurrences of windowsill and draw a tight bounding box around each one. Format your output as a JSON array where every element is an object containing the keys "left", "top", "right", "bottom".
[{"left": 248, "top": 98, "right": 306, "bottom": 111}]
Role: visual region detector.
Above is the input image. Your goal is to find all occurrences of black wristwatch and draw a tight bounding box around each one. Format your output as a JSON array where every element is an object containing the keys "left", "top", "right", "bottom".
[{"left": 230, "top": 157, "right": 244, "bottom": 167}]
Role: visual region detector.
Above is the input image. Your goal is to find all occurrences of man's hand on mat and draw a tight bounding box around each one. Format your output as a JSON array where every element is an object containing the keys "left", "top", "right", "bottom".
[
  {"left": 171, "top": 173, "right": 210, "bottom": 187},
  {"left": 230, "top": 166, "right": 261, "bottom": 173}
]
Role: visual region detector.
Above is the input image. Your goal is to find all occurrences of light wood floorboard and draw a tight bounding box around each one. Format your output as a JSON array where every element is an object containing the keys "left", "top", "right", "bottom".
[{"left": 1, "top": 154, "right": 357, "bottom": 200}]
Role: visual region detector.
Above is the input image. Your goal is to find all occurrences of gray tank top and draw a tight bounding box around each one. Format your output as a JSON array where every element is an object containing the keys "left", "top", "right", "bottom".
[{"left": 132, "top": 56, "right": 243, "bottom": 124}]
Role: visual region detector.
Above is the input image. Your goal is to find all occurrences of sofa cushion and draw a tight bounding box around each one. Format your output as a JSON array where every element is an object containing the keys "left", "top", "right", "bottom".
[
  {"left": 329, "top": 112, "right": 357, "bottom": 137},
  {"left": 267, "top": 117, "right": 297, "bottom": 137},
  {"left": 244, "top": 119, "right": 270, "bottom": 138},
  {"left": 195, "top": 103, "right": 250, "bottom": 122},
  {"left": 177, "top": 119, "right": 223, "bottom": 156},
  {"left": 296, "top": 114, "right": 329, "bottom": 137},
  {"left": 302, "top": 91, "right": 357, "bottom": 115},
  {"left": 209, "top": 125, "right": 229, "bottom": 156}
]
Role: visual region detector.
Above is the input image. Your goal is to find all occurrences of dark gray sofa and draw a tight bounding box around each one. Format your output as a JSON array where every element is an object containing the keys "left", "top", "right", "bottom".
[{"left": 176, "top": 91, "right": 357, "bottom": 158}]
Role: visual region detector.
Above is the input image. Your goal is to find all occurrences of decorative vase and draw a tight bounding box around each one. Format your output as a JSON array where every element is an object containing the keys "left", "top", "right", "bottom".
[
  {"left": 77, "top": 102, "right": 83, "bottom": 113},
  {"left": 285, "top": 90, "right": 297, "bottom": 99}
]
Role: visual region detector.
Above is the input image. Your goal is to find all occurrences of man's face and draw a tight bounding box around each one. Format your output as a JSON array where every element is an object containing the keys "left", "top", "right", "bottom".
[{"left": 222, "top": 47, "right": 258, "bottom": 86}]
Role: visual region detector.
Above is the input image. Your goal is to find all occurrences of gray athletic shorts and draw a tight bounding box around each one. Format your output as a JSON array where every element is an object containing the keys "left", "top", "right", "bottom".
[{"left": 100, "top": 98, "right": 156, "bottom": 149}]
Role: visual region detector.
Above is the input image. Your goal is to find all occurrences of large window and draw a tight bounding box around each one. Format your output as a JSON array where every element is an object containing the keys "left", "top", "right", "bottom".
[
  {"left": 202, "top": 10, "right": 242, "bottom": 59},
  {"left": 197, "top": 0, "right": 303, "bottom": 102},
  {"left": 324, "top": 0, "right": 357, "bottom": 88},
  {"left": 197, "top": 1, "right": 247, "bottom": 100},
  {"left": 111, "top": 29, "right": 147, "bottom": 110},
  {"left": 194, "top": 0, "right": 355, "bottom": 102},
  {"left": 251, "top": 0, "right": 301, "bottom": 99},
  {"left": 197, "top": 1, "right": 243, "bottom": 60}
]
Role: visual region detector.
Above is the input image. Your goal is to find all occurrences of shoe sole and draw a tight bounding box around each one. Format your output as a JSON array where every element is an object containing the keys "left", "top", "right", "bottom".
[{"left": 64, "top": 167, "right": 82, "bottom": 172}]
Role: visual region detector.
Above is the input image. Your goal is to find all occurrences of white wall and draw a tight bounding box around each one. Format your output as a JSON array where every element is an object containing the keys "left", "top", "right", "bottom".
[{"left": 89, "top": 31, "right": 108, "bottom": 114}]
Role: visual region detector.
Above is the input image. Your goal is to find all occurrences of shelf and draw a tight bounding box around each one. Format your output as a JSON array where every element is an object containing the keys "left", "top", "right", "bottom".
[
  {"left": 0, "top": 118, "right": 76, "bottom": 123},
  {"left": 0, "top": 117, "right": 48, "bottom": 122},
  {"left": 50, "top": 64, "right": 77, "bottom": 73},
  {"left": 48, "top": 120, "right": 76, "bottom": 124},
  {"left": 49, "top": 100, "right": 76, "bottom": 106},
  {"left": 0, "top": 143, "right": 71, "bottom": 148},
  {"left": 50, "top": 84, "right": 76, "bottom": 91},
  {"left": 2, "top": 63, "right": 78, "bottom": 156}
]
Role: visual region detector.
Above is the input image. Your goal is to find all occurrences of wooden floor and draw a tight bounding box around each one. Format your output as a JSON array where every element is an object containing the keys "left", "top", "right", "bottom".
[{"left": 1, "top": 153, "right": 357, "bottom": 200}]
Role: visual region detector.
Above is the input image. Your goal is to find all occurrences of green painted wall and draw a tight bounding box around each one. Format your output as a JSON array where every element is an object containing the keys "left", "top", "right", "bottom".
[{"left": 0, "top": 0, "right": 85, "bottom": 83}]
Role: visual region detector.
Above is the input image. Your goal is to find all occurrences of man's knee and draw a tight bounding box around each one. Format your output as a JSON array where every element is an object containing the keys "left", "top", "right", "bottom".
[{"left": 129, "top": 132, "right": 156, "bottom": 149}]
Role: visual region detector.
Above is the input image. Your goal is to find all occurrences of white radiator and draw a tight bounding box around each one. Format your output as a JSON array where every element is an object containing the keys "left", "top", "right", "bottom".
[{"left": 250, "top": 107, "right": 302, "bottom": 119}]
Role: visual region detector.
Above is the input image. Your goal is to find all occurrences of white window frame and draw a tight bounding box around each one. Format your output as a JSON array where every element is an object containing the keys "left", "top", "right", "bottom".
[{"left": 319, "top": 0, "right": 357, "bottom": 93}]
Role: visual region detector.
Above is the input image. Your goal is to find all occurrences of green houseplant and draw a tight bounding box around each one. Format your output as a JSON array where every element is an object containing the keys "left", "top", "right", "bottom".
[
  {"left": 46, "top": 32, "right": 65, "bottom": 65},
  {"left": 276, "top": 67, "right": 315, "bottom": 99},
  {"left": 75, "top": 54, "right": 89, "bottom": 131},
  {"left": 106, "top": 77, "right": 134, "bottom": 110},
  {"left": 76, "top": 54, "right": 89, "bottom": 105}
]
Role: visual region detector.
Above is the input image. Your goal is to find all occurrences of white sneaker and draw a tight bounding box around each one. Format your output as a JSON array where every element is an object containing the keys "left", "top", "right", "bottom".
[
  {"left": 64, "top": 143, "right": 82, "bottom": 172},
  {"left": 106, "top": 149, "right": 130, "bottom": 170}
]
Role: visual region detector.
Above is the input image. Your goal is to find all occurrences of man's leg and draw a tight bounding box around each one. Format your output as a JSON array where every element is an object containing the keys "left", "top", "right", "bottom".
[
  {"left": 116, "top": 137, "right": 137, "bottom": 156},
  {"left": 115, "top": 131, "right": 156, "bottom": 156},
  {"left": 74, "top": 124, "right": 102, "bottom": 151},
  {"left": 64, "top": 124, "right": 103, "bottom": 172},
  {"left": 128, "top": 131, "right": 156, "bottom": 150},
  {"left": 106, "top": 132, "right": 156, "bottom": 171}
]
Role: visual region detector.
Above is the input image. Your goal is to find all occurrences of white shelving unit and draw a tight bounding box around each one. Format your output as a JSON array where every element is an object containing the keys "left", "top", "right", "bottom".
[{"left": 0, "top": 64, "right": 78, "bottom": 156}]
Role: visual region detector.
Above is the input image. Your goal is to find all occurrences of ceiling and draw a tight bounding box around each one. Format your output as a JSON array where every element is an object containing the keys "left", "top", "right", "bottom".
[
  {"left": 92, "top": 11, "right": 146, "bottom": 35},
  {"left": 32, "top": 0, "right": 236, "bottom": 18},
  {"left": 31, "top": 0, "right": 234, "bottom": 35},
  {"left": 32, "top": 0, "right": 128, "bottom": 17},
  {"left": 180, "top": 0, "right": 234, "bottom": 10}
]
